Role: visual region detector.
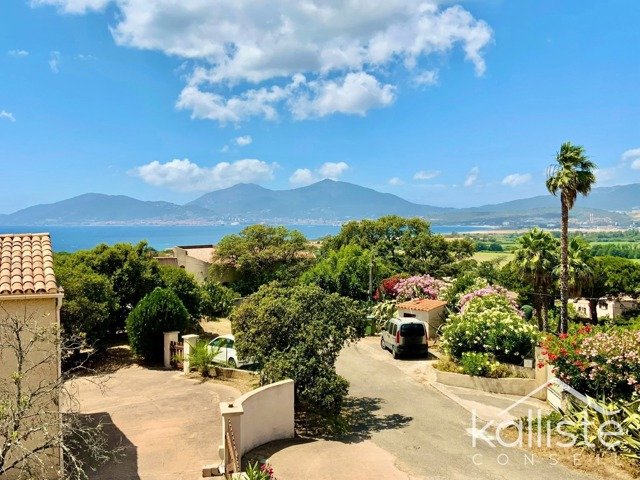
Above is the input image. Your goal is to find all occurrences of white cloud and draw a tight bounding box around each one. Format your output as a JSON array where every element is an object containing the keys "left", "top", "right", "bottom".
[
  {"left": 413, "top": 170, "right": 441, "bottom": 180},
  {"left": 31, "top": 0, "right": 111, "bottom": 14},
  {"left": 622, "top": 148, "right": 640, "bottom": 165},
  {"left": 131, "top": 158, "right": 277, "bottom": 191},
  {"left": 464, "top": 166, "right": 479, "bottom": 187},
  {"left": 289, "top": 168, "right": 316, "bottom": 187},
  {"left": 235, "top": 135, "right": 253, "bottom": 146},
  {"left": 291, "top": 72, "right": 395, "bottom": 119},
  {"left": 388, "top": 177, "right": 404, "bottom": 186},
  {"left": 35, "top": 0, "right": 492, "bottom": 123},
  {"left": 413, "top": 69, "right": 439, "bottom": 86},
  {"left": 501, "top": 173, "right": 532, "bottom": 187},
  {"left": 8, "top": 50, "right": 29, "bottom": 57},
  {"left": 0, "top": 110, "right": 16, "bottom": 122},
  {"left": 289, "top": 161, "right": 350, "bottom": 185},
  {"left": 595, "top": 167, "right": 619, "bottom": 184},
  {"left": 49, "top": 51, "right": 60, "bottom": 73},
  {"left": 318, "top": 162, "right": 349, "bottom": 180},
  {"left": 220, "top": 145, "right": 230, "bottom": 153},
  {"left": 633, "top": 160, "right": 640, "bottom": 171}
]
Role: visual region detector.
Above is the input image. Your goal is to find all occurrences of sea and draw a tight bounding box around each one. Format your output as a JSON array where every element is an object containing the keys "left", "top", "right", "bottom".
[{"left": 0, "top": 225, "right": 493, "bottom": 252}]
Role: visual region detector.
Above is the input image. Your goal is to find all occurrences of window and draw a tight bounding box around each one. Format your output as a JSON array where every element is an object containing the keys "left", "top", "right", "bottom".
[
  {"left": 400, "top": 323, "right": 425, "bottom": 337},
  {"left": 392, "top": 324, "right": 398, "bottom": 336},
  {"left": 209, "top": 337, "right": 226, "bottom": 348},
  {"left": 403, "top": 313, "right": 416, "bottom": 318}
]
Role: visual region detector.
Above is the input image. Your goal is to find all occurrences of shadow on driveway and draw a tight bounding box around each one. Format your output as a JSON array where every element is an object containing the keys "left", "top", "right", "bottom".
[
  {"left": 70, "top": 412, "right": 140, "bottom": 480},
  {"left": 294, "top": 396, "right": 412, "bottom": 444}
]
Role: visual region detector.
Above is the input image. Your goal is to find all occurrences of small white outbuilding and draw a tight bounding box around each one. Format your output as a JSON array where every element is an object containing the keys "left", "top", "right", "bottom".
[{"left": 396, "top": 298, "right": 448, "bottom": 340}]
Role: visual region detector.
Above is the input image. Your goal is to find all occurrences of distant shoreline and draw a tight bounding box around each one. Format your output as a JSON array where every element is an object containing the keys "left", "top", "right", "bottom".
[{"left": 455, "top": 226, "right": 635, "bottom": 235}]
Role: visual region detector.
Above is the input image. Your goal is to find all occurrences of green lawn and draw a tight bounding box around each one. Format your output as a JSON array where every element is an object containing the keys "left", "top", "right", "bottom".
[{"left": 472, "top": 251, "right": 514, "bottom": 264}]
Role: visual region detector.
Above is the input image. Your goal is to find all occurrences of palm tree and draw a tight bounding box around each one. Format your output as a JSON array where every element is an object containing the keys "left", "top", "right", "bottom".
[
  {"left": 552, "top": 236, "right": 594, "bottom": 327},
  {"left": 513, "top": 228, "right": 559, "bottom": 331},
  {"left": 546, "top": 142, "right": 597, "bottom": 334},
  {"left": 563, "top": 237, "right": 594, "bottom": 297}
]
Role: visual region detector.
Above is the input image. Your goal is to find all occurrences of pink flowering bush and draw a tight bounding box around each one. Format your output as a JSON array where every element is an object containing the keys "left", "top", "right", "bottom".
[
  {"left": 459, "top": 285, "right": 521, "bottom": 315},
  {"left": 393, "top": 275, "right": 446, "bottom": 301},
  {"left": 542, "top": 325, "right": 640, "bottom": 400}
]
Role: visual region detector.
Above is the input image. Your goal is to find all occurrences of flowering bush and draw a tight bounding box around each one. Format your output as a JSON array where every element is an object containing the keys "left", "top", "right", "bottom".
[
  {"left": 393, "top": 275, "right": 446, "bottom": 301},
  {"left": 442, "top": 294, "right": 539, "bottom": 364},
  {"left": 374, "top": 275, "right": 407, "bottom": 300},
  {"left": 542, "top": 325, "right": 640, "bottom": 400},
  {"left": 370, "top": 300, "right": 397, "bottom": 331},
  {"left": 459, "top": 285, "right": 521, "bottom": 315}
]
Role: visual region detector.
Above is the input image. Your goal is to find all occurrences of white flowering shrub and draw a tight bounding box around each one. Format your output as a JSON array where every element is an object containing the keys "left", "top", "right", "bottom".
[{"left": 442, "top": 294, "right": 539, "bottom": 364}]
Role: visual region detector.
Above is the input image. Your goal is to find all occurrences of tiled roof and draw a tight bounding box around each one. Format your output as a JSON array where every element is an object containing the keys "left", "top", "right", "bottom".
[
  {"left": 397, "top": 298, "right": 447, "bottom": 312},
  {"left": 0, "top": 233, "right": 58, "bottom": 295}
]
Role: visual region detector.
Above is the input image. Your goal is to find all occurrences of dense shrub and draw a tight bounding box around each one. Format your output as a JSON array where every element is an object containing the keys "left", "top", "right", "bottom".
[
  {"left": 126, "top": 288, "right": 189, "bottom": 362},
  {"left": 231, "top": 284, "right": 364, "bottom": 415},
  {"left": 440, "top": 275, "right": 488, "bottom": 310},
  {"left": 159, "top": 265, "right": 202, "bottom": 325},
  {"left": 393, "top": 275, "right": 446, "bottom": 301},
  {"left": 370, "top": 300, "right": 397, "bottom": 331},
  {"left": 374, "top": 275, "right": 407, "bottom": 300},
  {"left": 542, "top": 325, "right": 640, "bottom": 400},
  {"left": 460, "top": 352, "right": 492, "bottom": 376},
  {"left": 442, "top": 294, "right": 539, "bottom": 364},
  {"left": 200, "top": 280, "right": 239, "bottom": 319},
  {"left": 459, "top": 286, "right": 521, "bottom": 315}
]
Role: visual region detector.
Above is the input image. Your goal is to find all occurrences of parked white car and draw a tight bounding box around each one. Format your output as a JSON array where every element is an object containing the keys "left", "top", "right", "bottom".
[{"left": 207, "top": 334, "right": 246, "bottom": 368}]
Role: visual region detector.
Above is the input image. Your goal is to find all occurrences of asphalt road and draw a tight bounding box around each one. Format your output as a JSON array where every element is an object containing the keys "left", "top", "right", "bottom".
[{"left": 336, "top": 340, "right": 598, "bottom": 480}]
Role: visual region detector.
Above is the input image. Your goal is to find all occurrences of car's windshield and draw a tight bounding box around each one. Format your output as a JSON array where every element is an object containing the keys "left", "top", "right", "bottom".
[{"left": 400, "top": 323, "right": 425, "bottom": 337}]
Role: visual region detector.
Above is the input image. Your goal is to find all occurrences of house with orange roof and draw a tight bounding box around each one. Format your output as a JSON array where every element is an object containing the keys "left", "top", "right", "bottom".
[
  {"left": 396, "top": 298, "right": 448, "bottom": 340},
  {"left": 0, "top": 233, "right": 63, "bottom": 478}
]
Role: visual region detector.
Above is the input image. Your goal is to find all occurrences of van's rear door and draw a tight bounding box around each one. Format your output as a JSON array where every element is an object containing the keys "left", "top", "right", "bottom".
[{"left": 399, "top": 322, "right": 426, "bottom": 346}]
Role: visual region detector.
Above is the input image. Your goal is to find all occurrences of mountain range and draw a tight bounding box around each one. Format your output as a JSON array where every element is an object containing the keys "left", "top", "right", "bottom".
[{"left": 0, "top": 180, "right": 638, "bottom": 228}]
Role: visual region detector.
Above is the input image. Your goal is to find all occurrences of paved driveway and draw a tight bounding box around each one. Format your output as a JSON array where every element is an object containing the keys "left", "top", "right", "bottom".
[
  {"left": 70, "top": 366, "right": 241, "bottom": 480},
  {"left": 333, "top": 338, "right": 598, "bottom": 480}
]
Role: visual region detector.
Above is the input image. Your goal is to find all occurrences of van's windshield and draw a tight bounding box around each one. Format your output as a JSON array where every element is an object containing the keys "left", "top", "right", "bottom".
[{"left": 400, "top": 323, "right": 425, "bottom": 337}]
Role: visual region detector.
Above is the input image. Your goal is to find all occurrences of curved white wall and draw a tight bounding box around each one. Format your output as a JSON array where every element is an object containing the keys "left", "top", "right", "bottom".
[{"left": 219, "top": 379, "right": 295, "bottom": 472}]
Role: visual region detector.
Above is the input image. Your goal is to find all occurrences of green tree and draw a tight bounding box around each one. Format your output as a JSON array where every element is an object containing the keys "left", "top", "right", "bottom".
[
  {"left": 211, "top": 225, "right": 312, "bottom": 295},
  {"left": 322, "top": 215, "right": 473, "bottom": 275},
  {"left": 54, "top": 259, "right": 117, "bottom": 349},
  {"left": 230, "top": 284, "right": 365, "bottom": 415},
  {"left": 80, "top": 242, "right": 163, "bottom": 329},
  {"left": 126, "top": 287, "right": 189, "bottom": 362},
  {"left": 301, "top": 244, "right": 393, "bottom": 300},
  {"left": 546, "top": 142, "right": 597, "bottom": 333},
  {"left": 513, "top": 228, "right": 559, "bottom": 331},
  {"left": 159, "top": 265, "right": 202, "bottom": 326},
  {"left": 200, "top": 280, "right": 239, "bottom": 319}
]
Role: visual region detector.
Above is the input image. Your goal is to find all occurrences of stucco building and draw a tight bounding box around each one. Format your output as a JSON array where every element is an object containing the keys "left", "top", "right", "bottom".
[
  {"left": 570, "top": 296, "right": 640, "bottom": 320},
  {"left": 396, "top": 298, "right": 448, "bottom": 340},
  {"left": 0, "top": 233, "right": 63, "bottom": 478}
]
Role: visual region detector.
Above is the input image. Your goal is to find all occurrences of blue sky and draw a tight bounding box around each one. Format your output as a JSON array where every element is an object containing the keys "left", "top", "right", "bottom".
[{"left": 1, "top": 0, "right": 639, "bottom": 213}]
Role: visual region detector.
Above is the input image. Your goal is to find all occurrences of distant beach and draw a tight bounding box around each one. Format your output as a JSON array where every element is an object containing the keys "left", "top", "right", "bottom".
[{"left": 0, "top": 224, "right": 495, "bottom": 252}]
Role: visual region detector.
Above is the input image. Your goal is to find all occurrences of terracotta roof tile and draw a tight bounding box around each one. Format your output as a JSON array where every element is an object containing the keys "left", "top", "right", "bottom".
[
  {"left": 397, "top": 298, "right": 447, "bottom": 312},
  {"left": 0, "top": 233, "right": 59, "bottom": 296}
]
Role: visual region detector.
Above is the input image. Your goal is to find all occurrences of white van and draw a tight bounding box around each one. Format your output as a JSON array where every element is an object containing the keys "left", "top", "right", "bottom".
[{"left": 380, "top": 317, "right": 428, "bottom": 359}]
